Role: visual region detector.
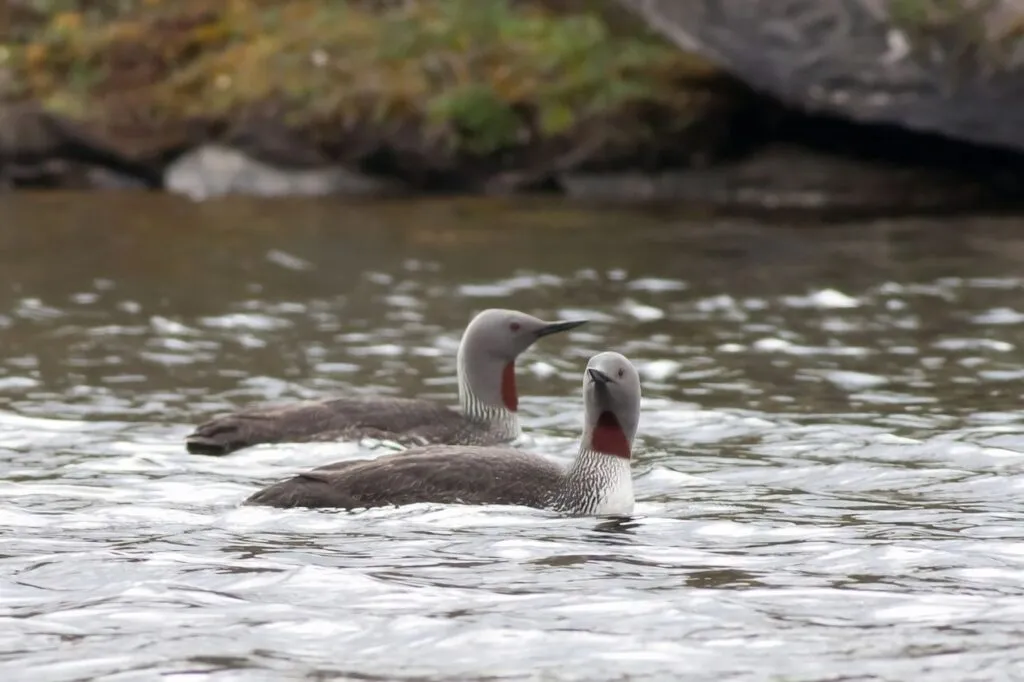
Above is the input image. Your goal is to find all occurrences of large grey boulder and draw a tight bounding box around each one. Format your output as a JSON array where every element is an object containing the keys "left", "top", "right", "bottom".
[{"left": 618, "top": 0, "right": 1024, "bottom": 152}]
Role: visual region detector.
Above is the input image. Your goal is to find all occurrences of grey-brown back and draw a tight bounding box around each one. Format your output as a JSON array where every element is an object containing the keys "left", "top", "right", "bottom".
[
  {"left": 244, "top": 445, "right": 567, "bottom": 510},
  {"left": 185, "top": 397, "right": 507, "bottom": 455}
]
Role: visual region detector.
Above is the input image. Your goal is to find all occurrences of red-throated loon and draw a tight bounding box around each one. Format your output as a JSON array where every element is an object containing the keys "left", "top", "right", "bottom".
[
  {"left": 244, "top": 352, "right": 641, "bottom": 517},
  {"left": 185, "top": 309, "right": 587, "bottom": 455}
]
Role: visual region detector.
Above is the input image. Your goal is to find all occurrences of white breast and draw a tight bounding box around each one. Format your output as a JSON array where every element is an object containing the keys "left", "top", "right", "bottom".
[{"left": 590, "top": 457, "right": 635, "bottom": 516}]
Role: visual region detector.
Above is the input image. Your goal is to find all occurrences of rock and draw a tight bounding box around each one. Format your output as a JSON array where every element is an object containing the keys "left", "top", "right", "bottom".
[
  {"left": 83, "top": 166, "right": 153, "bottom": 191},
  {"left": 617, "top": 0, "right": 1024, "bottom": 152},
  {"left": 3, "top": 159, "right": 149, "bottom": 190},
  {"left": 0, "top": 104, "right": 163, "bottom": 188},
  {"left": 163, "top": 144, "right": 403, "bottom": 200}
]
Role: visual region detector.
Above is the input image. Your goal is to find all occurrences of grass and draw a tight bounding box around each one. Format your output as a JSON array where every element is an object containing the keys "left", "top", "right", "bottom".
[
  {"left": 3, "top": 0, "right": 728, "bottom": 160},
  {"left": 888, "top": 0, "right": 1024, "bottom": 71},
  {"left": 889, "top": 0, "right": 967, "bottom": 26}
]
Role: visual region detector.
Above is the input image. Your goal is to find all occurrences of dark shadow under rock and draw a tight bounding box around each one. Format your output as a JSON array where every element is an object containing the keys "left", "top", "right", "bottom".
[
  {"left": 0, "top": 103, "right": 164, "bottom": 189},
  {"left": 560, "top": 145, "right": 1024, "bottom": 214},
  {"left": 561, "top": 109, "right": 1024, "bottom": 216},
  {"left": 4, "top": 160, "right": 151, "bottom": 190}
]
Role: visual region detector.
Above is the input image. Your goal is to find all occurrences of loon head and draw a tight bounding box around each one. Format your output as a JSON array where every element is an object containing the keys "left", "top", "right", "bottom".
[
  {"left": 456, "top": 308, "right": 588, "bottom": 413},
  {"left": 582, "top": 351, "right": 641, "bottom": 459}
]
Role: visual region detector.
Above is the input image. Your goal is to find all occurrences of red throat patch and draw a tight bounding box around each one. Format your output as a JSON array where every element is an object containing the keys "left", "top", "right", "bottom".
[
  {"left": 592, "top": 412, "right": 630, "bottom": 459},
  {"left": 501, "top": 362, "right": 518, "bottom": 412}
]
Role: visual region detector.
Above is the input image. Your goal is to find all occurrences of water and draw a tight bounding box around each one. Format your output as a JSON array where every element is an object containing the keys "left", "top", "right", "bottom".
[{"left": 2, "top": 193, "right": 1024, "bottom": 681}]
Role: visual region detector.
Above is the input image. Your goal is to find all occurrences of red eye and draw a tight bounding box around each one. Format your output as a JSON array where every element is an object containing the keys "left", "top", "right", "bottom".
[
  {"left": 618, "top": 368, "right": 625, "bottom": 378},
  {"left": 510, "top": 322, "right": 521, "bottom": 332}
]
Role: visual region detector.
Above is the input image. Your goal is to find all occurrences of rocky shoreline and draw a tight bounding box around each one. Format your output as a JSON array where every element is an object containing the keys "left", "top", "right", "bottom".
[{"left": 3, "top": 0, "right": 1024, "bottom": 213}]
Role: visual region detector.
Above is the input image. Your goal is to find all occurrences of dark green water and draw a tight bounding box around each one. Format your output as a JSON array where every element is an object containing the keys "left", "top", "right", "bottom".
[{"left": 2, "top": 192, "right": 1024, "bottom": 681}]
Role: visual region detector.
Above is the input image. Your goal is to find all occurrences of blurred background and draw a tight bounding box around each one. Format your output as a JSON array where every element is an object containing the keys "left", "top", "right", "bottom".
[{"left": 3, "top": 0, "right": 1024, "bottom": 211}]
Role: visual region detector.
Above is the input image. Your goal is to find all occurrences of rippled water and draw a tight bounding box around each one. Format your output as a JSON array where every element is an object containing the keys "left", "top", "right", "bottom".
[{"left": 3, "top": 194, "right": 1024, "bottom": 681}]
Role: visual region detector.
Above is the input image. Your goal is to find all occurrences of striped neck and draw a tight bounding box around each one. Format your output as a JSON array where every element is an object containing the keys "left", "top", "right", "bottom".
[
  {"left": 552, "top": 447, "right": 634, "bottom": 516},
  {"left": 457, "top": 374, "right": 521, "bottom": 440}
]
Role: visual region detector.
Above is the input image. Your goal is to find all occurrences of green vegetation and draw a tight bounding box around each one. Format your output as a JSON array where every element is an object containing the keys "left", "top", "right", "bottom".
[
  {"left": 2, "top": 0, "right": 729, "bottom": 160},
  {"left": 889, "top": 0, "right": 967, "bottom": 26},
  {"left": 889, "top": 0, "right": 1024, "bottom": 73}
]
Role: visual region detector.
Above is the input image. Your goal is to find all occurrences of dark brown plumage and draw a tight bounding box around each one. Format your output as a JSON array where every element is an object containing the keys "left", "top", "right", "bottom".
[
  {"left": 185, "top": 397, "right": 500, "bottom": 455},
  {"left": 244, "top": 445, "right": 565, "bottom": 510}
]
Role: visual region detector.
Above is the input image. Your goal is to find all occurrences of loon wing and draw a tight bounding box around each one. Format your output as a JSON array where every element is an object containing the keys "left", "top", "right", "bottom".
[
  {"left": 185, "top": 397, "right": 462, "bottom": 455},
  {"left": 244, "top": 446, "right": 565, "bottom": 510}
]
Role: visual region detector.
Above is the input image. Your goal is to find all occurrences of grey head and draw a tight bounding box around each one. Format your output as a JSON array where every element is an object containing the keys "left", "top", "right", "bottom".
[
  {"left": 581, "top": 351, "right": 642, "bottom": 458},
  {"left": 456, "top": 308, "right": 588, "bottom": 415}
]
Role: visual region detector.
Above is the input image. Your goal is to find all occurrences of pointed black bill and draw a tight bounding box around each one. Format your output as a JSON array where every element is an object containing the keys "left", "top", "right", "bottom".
[
  {"left": 535, "top": 319, "right": 588, "bottom": 338},
  {"left": 587, "top": 367, "right": 612, "bottom": 385}
]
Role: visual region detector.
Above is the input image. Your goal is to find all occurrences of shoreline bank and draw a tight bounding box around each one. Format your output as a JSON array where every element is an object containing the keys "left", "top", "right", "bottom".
[{"left": 3, "top": 0, "right": 1024, "bottom": 213}]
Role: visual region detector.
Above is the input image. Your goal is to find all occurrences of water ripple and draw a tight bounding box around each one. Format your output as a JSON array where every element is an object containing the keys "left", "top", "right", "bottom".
[{"left": 3, "top": 209, "right": 1024, "bottom": 680}]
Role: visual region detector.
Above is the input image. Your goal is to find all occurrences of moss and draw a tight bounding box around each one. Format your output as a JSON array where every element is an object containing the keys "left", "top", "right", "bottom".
[
  {"left": 6, "top": 0, "right": 728, "bottom": 161},
  {"left": 888, "top": 0, "right": 967, "bottom": 26},
  {"left": 888, "top": 0, "right": 1024, "bottom": 73}
]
